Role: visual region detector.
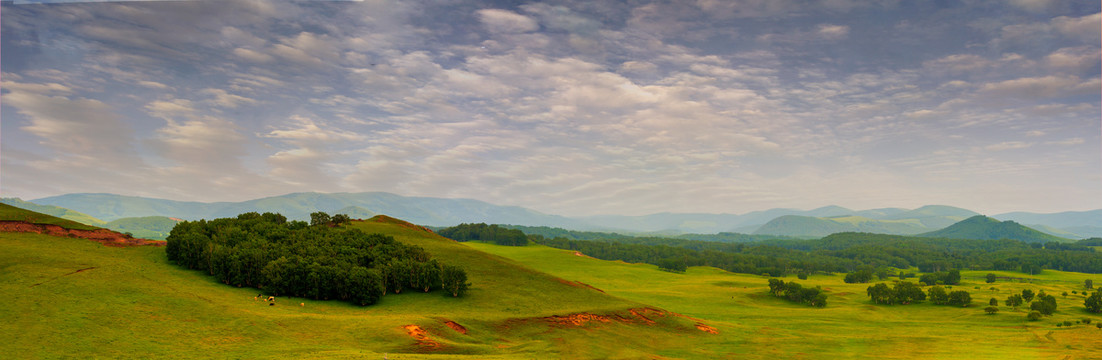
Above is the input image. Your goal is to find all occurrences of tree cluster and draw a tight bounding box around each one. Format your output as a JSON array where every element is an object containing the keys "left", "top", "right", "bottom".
[
  {"left": 866, "top": 281, "right": 926, "bottom": 305},
  {"left": 844, "top": 269, "right": 874, "bottom": 284},
  {"left": 926, "top": 286, "right": 972, "bottom": 307},
  {"left": 1085, "top": 291, "right": 1102, "bottom": 313},
  {"left": 767, "top": 279, "right": 827, "bottom": 307},
  {"left": 166, "top": 212, "right": 469, "bottom": 306},
  {"left": 1029, "top": 293, "right": 1057, "bottom": 315},
  {"left": 438, "top": 223, "right": 528, "bottom": 246},
  {"left": 918, "top": 270, "right": 961, "bottom": 286}
]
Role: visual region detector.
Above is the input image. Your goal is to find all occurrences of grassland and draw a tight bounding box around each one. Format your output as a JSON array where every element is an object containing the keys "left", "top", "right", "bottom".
[
  {"left": 468, "top": 242, "right": 1102, "bottom": 359},
  {"left": 0, "top": 203, "right": 100, "bottom": 230},
  {"left": 1, "top": 217, "right": 709, "bottom": 359},
  {"left": 4, "top": 206, "right": 1100, "bottom": 359}
]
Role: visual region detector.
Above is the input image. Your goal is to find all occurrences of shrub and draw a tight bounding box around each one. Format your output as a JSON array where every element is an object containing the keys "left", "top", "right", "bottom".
[
  {"left": 1027, "top": 311, "right": 1043, "bottom": 321},
  {"left": 984, "top": 306, "right": 998, "bottom": 315}
]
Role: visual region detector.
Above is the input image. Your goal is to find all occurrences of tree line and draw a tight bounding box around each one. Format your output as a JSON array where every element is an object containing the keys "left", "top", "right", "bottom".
[
  {"left": 165, "top": 212, "right": 469, "bottom": 306},
  {"left": 437, "top": 223, "right": 528, "bottom": 246}
]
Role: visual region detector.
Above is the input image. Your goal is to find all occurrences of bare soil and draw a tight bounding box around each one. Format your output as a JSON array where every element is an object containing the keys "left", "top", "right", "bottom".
[{"left": 0, "top": 221, "right": 165, "bottom": 247}]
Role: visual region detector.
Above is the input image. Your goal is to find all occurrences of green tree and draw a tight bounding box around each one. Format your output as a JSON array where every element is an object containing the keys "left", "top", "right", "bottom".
[
  {"left": 989, "top": 298, "right": 998, "bottom": 306},
  {"left": 797, "top": 272, "right": 808, "bottom": 280},
  {"left": 1030, "top": 295, "right": 1057, "bottom": 315},
  {"left": 984, "top": 306, "right": 998, "bottom": 315},
  {"left": 893, "top": 281, "right": 926, "bottom": 304},
  {"left": 310, "top": 211, "right": 331, "bottom": 226},
  {"left": 1006, "top": 294, "right": 1024, "bottom": 308},
  {"left": 331, "top": 213, "right": 351, "bottom": 225},
  {"left": 985, "top": 273, "right": 997, "bottom": 283},
  {"left": 1086, "top": 279, "right": 1093, "bottom": 290},
  {"left": 867, "top": 283, "right": 893, "bottom": 304},
  {"left": 1022, "top": 289, "right": 1035, "bottom": 303},
  {"left": 844, "top": 270, "right": 873, "bottom": 284},
  {"left": 928, "top": 286, "right": 949, "bottom": 305},
  {"left": 948, "top": 290, "right": 972, "bottom": 307},
  {"left": 768, "top": 278, "right": 786, "bottom": 297},
  {"left": 439, "top": 264, "right": 470, "bottom": 297},
  {"left": 945, "top": 270, "right": 961, "bottom": 285},
  {"left": 1085, "top": 291, "right": 1102, "bottom": 313},
  {"left": 1027, "top": 311, "right": 1042, "bottom": 321}
]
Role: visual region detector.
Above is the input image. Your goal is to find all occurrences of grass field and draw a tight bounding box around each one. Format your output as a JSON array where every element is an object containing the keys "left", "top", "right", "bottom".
[
  {"left": 0, "top": 203, "right": 100, "bottom": 230},
  {"left": 468, "top": 242, "right": 1102, "bottom": 359},
  {"left": 3, "top": 208, "right": 1100, "bottom": 359}
]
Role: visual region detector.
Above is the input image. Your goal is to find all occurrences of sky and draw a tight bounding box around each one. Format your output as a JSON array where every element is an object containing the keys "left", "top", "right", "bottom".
[{"left": 1, "top": 0, "right": 1099, "bottom": 216}]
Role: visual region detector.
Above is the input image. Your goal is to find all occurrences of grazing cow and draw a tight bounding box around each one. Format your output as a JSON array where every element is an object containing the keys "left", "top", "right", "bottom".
[
  {"left": 300, "top": 303, "right": 304, "bottom": 307},
  {"left": 269, "top": 302, "right": 275, "bottom": 306},
  {"left": 267, "top": 296, "right": 275, "bottom": 302}
]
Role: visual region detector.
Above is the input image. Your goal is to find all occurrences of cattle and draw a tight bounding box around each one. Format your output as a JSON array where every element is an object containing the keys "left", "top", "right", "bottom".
[
  {"left": 300, "top": 303, "right": 305, "bottom": 307},
  {"left": 267, "top": 296, "right": 275, "bottom": 302}
]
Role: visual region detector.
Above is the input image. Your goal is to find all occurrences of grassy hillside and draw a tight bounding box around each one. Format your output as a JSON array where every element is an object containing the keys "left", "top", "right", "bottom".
[
  {"left": 104, "top": 216, "right": 181, "bottom": 240},
  {"left": 470, "top": 242, "right": 1102, "bottom": 359},
  {"left": 2, "top": 215, "right": 710, "bottom": 359},
  {"left": 0, "top": 198, "right": 106, "bottom": 227},
  {"left": 0, "top": 203, "right": 100, "bottom": 230},
  {"left": 920, "top": 215, "right": 1071, "bottom": 243}
]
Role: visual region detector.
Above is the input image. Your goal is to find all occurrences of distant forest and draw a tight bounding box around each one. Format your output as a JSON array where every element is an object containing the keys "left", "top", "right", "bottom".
[
  {"left": 166, "top": 212, "right": 469, "bottom": 306},
  {"left": 439, "top": 224, "right": 1102, "bottom": 276}
]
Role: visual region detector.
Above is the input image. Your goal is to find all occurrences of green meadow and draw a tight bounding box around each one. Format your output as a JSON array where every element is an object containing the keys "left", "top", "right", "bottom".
[
  {"left": 2, "top": 208, "right": 1100, "bottom": 359},
  {"left": 468, "top": 242, "right": 1102, "bottom": 359}
]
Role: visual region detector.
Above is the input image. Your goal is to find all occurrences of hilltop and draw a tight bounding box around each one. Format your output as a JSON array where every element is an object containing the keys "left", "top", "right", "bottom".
[
  {"left": 918, "top": 215, "right": 1072, "bottom": 243},
  {"left": 0, "top": 197, "right": 105, "bottom": 227},
  {"left": 0, "top": 203, "right": 162, "bottom": 247}
]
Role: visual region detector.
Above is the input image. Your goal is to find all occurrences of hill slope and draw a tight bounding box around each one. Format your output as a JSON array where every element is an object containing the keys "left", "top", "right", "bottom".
[
  {"left": 103, "top": 216, "right": 181, "bottom": 240},
  {"left": 0, "top": 198, "right": 106, "bottom": 227},
  {"left": 918, "top": 215, "right": 1071, "bottom": 243},
  {"left": 2, "top": 213, "right": 704, "bottom": 359}
]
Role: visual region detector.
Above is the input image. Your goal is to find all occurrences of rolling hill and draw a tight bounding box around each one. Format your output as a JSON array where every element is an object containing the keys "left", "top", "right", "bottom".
[
  {"left": 918, "top": 215, "right": 1072, "bottom": 243},
  {"left": 103, "top": 216, "right": 181, "bottom": 240},
  {"left": 0, "top": 197, "right": 106, "bottom": 227}
]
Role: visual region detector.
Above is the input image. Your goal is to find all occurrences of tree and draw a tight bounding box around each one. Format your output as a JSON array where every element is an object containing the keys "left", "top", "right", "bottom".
[
  {"left": 985, "top": 273, "right": 997, "bottom": 283},
  {"left": 310, "top": 211, "right": 331, "bottom": 226},
  {"left": 948, "top": 290, "right": 972, "bottom": 307},
  {"left": 844, "top": 270, "right": 873, "bottom": 284},
  {"left": 984, "top": 306, "right": 999, "bottom": 315},
  {"left": 1006, "top": 294, "right": 1024, "bottom": 308},
  {"left": 768, "top": 278, "right": 787, "bottom": 297},
  {"left": 1087, "top": 279, "right": 1094, "bottom": 290},
  {"left": 928, "top": 286, "right": 949, "bottom": 305},
  {"left": 797, "top": 272, "right": 808, "bottom": 280},
  {"left": 867, "top": 283, "right": 893, "bottom": 304},
  {"left": 989, "top": 298, "right": 998, "bottom": 306},
  {"left": 331, "top": 213, "right": 351, "bottom": 225},
  {"left": 945, "top": 270, "right": 961, "bottom": 285},
  {"left": 893, "top": 281, "right": 926, "bottom": 304},
  {"left": 1022, "top": 289, "right": 1035, "bottom": 303},
  {"left": 1030, "top": 295, "right": 1057, "bottom": 315},
  {"left": 1085, "top": 291, "right": 1102, "bottom": 313},
  {"left": 440, "top": 264, "right": 470, "bottom": 297},
  {"left": 1027, "top": 311, "right": 1042, "bottom": 321}
]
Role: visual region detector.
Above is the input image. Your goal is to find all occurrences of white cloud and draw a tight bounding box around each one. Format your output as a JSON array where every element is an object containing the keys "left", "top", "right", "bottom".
[
  {"left": 980, "top": 75, "right": 1100, "bottom": 99},
  {"left": 476, "top": 9, "right": 539, "bottom": 34}
]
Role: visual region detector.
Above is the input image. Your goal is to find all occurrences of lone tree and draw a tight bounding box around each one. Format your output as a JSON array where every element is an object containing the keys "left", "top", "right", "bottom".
[
  {"left": 948, "top": 290, "right": 972, "bottom": 307},
  {"left": 440, "top": 264, "right": 470, "bottom": 297},
  {"left": 985, "top": 273, "right": 997, "bottom": 283},
  {"left": 1085, "top": 291, "right": 1102, "bottom": 313},
  {"left": 1022, "top": 289, "right": 1035, "bottom": 303},
  {"left": 1087, "top": 279, "right": 1094, "bottom": 290},
  {"left": 310, "top": 211, "right": 332, "bottom": 226},
  {"left": 989, "top": 298, "right": 998, "bottom": 306},
  {"left": 984, "top": 306, "right": 999, "bottom": 315}
]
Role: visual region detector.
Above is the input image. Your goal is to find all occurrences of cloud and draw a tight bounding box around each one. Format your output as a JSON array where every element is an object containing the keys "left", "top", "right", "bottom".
[
  {"left": 817, "top": 24, "right": 850, "bottom": 40},
  {"left": 980, "top": 75, "right": 1100, "bottom": 99},
  {"left": 476, "top": 9, "right": 539, "bottom": 34},
  {"left": 5, "top": 90, "right": 136, "bottom": 159}
]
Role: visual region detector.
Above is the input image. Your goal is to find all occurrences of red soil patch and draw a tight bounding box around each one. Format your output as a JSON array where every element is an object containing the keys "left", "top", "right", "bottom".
[
  {"left": 575, "top": 281, "right": 606, "bottom": 293},
  {"left": 366, "top": 215, "right": 435, "bottom": 233},
  {"left": 695, "top": 323, "right": 719, "bottom": 334},
  {"left": 443, "top": 320, "right": 468, "bottom": 335},
  {"left": 0, "top": 221, "right": 164, "bottom": 247},
  {"left": 541, "top": 307, "right": 673, "bottom": 328},
  {"left": 402, "top": 324, "right": 441, "bottom": 350},
  {"left": 168, "top": 217, "right": 184, "bottom": 222}
]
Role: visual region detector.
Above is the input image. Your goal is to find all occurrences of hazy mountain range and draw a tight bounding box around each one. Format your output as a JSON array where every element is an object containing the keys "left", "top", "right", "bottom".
[{"left": 9, "top": 192, "right": 1102, "bottom": 239}]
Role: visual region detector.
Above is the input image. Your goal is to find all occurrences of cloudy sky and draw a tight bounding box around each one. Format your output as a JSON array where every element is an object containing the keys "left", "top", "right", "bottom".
[{"left": 1, "top": 0, "right": 1099, "bottom": 216}]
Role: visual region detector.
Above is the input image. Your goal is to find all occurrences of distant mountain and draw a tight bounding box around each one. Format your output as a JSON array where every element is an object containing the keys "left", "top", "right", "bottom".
[
  {"left": 104, "top": 216, "right": 181, "bottom": 240},
  {"left": 994, "top": 209, "right": 1102, "bottom": 229},
  {"left": 918, "top": 215, "right": 1071, "bottom": 243},
  {"left": 30, "top": 192, "right": 594, "bottom": 228},
  {"left": 879, "top": 205, "right": 979, "bottom": 229},
  {"left": 335, "top": 205, "right": 377, "bottom": 220},
  {"left": 0, "top": 197, "right": 106, "bottom": 226},
  {"left": 752, "top": 215, "right": 929, "bottom": 238}
]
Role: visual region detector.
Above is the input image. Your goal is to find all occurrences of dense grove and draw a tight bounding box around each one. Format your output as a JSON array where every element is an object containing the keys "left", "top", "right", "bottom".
[
  {"left": 165, "top": 212, "right": 469, "bottom": 306},
  {"left": 524, "top": 230, "right": 1102, "bottom": 276},
  {"left": 437, "top": 223, "right": 528, "bottom": 246}
]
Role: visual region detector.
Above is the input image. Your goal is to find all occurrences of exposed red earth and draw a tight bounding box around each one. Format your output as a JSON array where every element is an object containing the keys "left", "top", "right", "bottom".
[{"left": 0, "top": 221, "right": 164, "bottom": 247}]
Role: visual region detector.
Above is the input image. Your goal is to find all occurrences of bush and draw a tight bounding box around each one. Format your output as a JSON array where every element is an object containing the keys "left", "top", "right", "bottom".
[
  {"left": 1027, "top": 311, "right": 1043, "bottom": 321},
  {"left": 1083, "top": 318, "right": 1092, "bottom": 324},
  {"left": 1062, "top": 320, "right": 1074, "bottom": 327},
  {"left": 984, "top": 306, "right": 998, "bottom": 315},
  {"left": 797, "top": 272, "right": 808, "bottom": 280}
]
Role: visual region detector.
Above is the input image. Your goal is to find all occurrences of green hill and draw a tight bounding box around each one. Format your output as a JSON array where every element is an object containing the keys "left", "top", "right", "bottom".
[
  {"left": 2, "top": 214, "right": 706, "bottom": 359},
  {"left": 0, "top": 198, "right": 105, "bottom": 227},
  {"left": 335, "top": 205, "right": 377, "bottom": 219},
  {"left": 918, "top": 215, "right": 1071, "bottom": 243},
  {"left": 103, "top": 216, "right": 181, "bottom": 240},
  {"left": 0, "top": 203, "right": 100, "bottom": 230}
]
